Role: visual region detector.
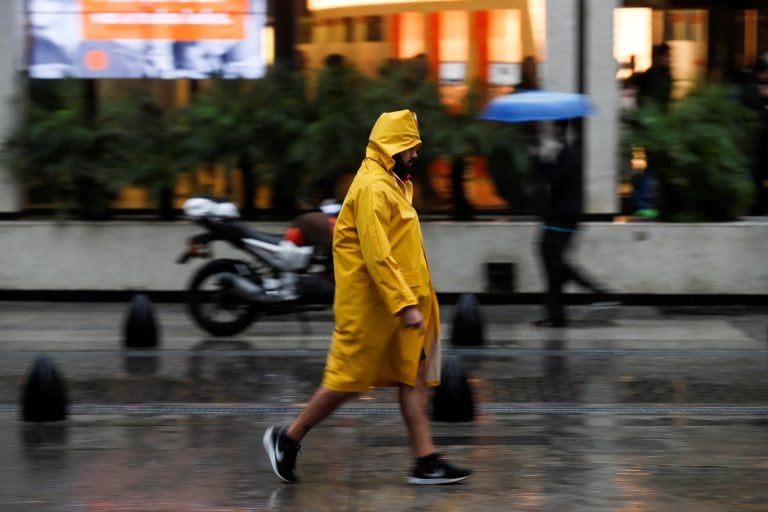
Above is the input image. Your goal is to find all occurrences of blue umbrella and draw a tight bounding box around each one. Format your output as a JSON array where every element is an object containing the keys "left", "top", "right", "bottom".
[{"left": 479, "top": 90, "right": 595, "bottom": 123}]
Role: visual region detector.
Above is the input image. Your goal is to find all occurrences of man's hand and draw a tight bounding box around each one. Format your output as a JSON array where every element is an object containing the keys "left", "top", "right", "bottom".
[{"left": 399, "top": 306, "right": 424, "bottom": 330}]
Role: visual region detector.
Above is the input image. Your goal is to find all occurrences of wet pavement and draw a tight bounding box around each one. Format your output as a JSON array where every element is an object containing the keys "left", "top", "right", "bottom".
[{"left": 1, "top": 301, "right": 767, "bottom": 511}]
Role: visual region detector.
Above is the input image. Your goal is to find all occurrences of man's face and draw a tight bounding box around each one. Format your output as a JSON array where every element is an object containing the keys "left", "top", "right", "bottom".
[{"left": 396, "top": 147, "right": 418, "bottom": 168}]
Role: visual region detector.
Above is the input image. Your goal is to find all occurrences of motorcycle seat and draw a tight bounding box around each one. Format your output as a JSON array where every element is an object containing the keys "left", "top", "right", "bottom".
[{"left": 248, "top": 231, "right": 285, "bottom": 246}]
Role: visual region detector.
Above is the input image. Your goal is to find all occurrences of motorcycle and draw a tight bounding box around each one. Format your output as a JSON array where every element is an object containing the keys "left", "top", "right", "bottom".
[{"left": 176, "top": 197, "right": 337, "bottom": 336}]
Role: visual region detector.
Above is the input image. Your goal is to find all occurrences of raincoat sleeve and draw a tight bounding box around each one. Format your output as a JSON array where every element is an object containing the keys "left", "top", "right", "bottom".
[{"left": 355, "top": 181, "right": 419, "bottom": 316}]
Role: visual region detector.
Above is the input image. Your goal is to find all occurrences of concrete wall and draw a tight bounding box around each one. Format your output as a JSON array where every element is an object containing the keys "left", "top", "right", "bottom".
[
  {"left": 584, "top": 0, "right": 621, "bottom": 214},
  {"left": 0, "top": 221, "right": 765, "bottom": 294},
  {"left": 543, "top": 0, "right": 620, "bottom": 215},
  {"left": 0, "top": 0, "right": 23, "bottom": 214}
]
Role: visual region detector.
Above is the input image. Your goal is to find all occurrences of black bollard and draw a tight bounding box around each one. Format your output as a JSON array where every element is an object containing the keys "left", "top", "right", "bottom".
[
  {"left": 432, "top": 355, "right": 475, "bottom": 422},
  {"left": 21, "top": 355, "right": 68, "bottom": 422},
  {"left": 450, "top": 293, "right": 485, "bottom": 346},
  {"left": 123, "top": 294, "right": 160, "bottom": 348}
]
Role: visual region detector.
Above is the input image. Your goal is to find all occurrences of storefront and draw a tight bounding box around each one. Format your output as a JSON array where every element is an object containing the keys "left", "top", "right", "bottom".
[
  {"left": 3, "top": 1, "right": 768, "bottom": 216},
  {"left": 300, "top": 0, "right": 546, "bottom": 87},
  {"left": 618, "top": 2, "right": 768, "bottom": 86},
  {"left": 4, "top": 0, "right": 557, "bottom": 216}
]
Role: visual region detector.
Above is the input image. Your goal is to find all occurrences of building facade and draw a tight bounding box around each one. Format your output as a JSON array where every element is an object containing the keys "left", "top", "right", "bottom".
[{"left": 2, "top": 1, "right": 768, "bottom": 216}]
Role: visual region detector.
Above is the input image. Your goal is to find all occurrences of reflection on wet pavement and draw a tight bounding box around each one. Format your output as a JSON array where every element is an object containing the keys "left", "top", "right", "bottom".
[
  {"left": 0, "top": 302, "right": 766, "bottom": 511},
  {"left": 4, "top": 414, "right": 768, "bottom": 511},
  {"left": 2, "top": 350, "right": 766, "bottom": 406}
]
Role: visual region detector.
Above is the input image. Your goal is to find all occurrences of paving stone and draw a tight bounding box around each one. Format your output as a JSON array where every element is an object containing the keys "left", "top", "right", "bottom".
[{"left": 0, "top": 301, "right": 766, "bottom": 511}]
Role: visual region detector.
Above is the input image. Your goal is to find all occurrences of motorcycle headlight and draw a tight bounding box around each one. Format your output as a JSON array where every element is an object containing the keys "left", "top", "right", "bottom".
[
  {"left": 212, "top": 202, "right": 240, "bottom": 219},
  {"left": 183, "top": 197, "right": 215, "bottom": 219}
]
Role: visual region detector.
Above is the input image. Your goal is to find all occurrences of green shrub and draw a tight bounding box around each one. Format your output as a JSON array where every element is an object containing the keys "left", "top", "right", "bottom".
[
  {"left": 629, "top": 83, "right": 757, "bottom": 221},
  {"left": 3, "top": 80, "right": 130, "bottom": 219}
]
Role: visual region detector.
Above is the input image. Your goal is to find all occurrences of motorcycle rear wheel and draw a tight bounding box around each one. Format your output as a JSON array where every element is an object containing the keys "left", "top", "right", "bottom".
[{"left": 187, "top": 259, "right": 260, "bottom": 336}]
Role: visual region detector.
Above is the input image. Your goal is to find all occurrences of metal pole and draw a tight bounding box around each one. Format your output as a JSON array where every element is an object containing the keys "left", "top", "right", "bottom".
[
  {"left": 578, "top": 0, "right": 586, "bottom": 94},
  {"left": 577, "top": 0, "right": 587, "bottom": 214},
  {"left": 274, "top": 0, "right": 297, "bottom": 70}
]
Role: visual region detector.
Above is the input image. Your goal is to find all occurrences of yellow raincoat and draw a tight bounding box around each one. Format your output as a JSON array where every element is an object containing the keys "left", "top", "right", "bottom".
[{"left": 321, "top": 110, "right": 442, "bottom": 393}]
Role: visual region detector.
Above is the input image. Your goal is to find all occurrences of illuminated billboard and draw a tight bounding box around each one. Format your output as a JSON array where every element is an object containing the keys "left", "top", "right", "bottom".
[
  {"left": 308, "top": 0, "right": 455, "bottom": 9},
  {"left": 28, "top": 0, "right": 268, "bottom": 79}
]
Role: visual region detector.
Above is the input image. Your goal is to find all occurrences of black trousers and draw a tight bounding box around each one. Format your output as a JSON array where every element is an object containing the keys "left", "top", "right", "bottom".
[{"left": 539, "top": 228, "right": 602, "bottom": 322}]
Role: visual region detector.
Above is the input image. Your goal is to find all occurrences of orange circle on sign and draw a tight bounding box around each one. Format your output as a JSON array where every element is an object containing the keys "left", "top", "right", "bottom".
[{"left": 84, "top": 50, "right": 109, "bottom": 71}]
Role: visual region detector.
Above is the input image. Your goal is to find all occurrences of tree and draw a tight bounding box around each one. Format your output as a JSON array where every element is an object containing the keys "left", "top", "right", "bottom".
[
  {"left": 3, "top": 79, "right": 129, "bottom": 219},
  {"left": 425, "top": 80, "right": 499, "bottom": 219},
  {"left": 182, "top": 69, "right": 309, "bottom": 218},
  {"left": 100, "top": 87, "right": 193, "bottom": 219},
  {"left": 298, "top": 57, "right": 370, "bottom": 206},
  {"left": 629, "top": 84, "right": 757, "bottom": 221}
]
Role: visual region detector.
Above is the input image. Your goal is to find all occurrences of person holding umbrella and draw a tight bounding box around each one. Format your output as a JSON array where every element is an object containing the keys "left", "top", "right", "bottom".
[
  {"left": 479, "top": 91, "right": 614, "bottom": 327},
  {"left": 533, "top": 119, "right": 612, "bottom": 327}
]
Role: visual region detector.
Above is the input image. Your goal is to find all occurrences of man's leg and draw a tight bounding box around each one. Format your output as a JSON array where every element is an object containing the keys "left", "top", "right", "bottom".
[
  {"left": 264, "top": 386, "right": 353, "bottom": 483},
  {"left": 634, "top": 156, "right": 657, "bottom": 217},
  {"left": 399, "top": 361, "right": 435, "bottom": 458},
  {"left": 557, "top": 231, "right": 605, "bottom": 294},
  {"left": 400, "top": 362, "right": 471, "bottom": 484},
  {"left": 287, "top": 386, "right": 353, "bottom": 442},
  {"left": 540, "top": 229, "right": 567, "bottom": 325}
]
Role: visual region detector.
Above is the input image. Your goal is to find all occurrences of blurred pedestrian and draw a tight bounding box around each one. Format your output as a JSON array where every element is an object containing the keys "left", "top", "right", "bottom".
[
  {"left": 739, "top": 57, "right": 768, "bottom": 215},
  {"left": 534, "top": 120, "right": 612, "bottom": 328},
  {"left": 515, "top": 55, "right": 540, "bottom": 93},
  {"left": 263, "top": 110, "right": 471, "bottom": 485},
  {"left": 635, "top": 43, "right": 673, "bottom": 109},
  {"left": 633, "top": 42, "right": 673, "bottom": 219}
]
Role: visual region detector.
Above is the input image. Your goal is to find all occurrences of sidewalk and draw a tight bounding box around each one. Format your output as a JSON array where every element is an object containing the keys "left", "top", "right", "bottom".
[{"left": 1, "top": 301, "right": 767, "bottom": 511}]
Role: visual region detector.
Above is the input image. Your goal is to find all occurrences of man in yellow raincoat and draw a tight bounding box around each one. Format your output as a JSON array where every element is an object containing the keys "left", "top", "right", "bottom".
[{"left": 264, "top": 110, "right": 471, "bottom": 485}]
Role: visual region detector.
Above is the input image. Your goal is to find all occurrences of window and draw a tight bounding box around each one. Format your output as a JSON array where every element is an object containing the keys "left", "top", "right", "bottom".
[
  {"left": 364, "top": 16, "right": 384, "bottom": 42},
  {"left": 397, "top": 12, "right": 425, "bottom": 58},
  {"left": 614, "top": 8, "right": 653, "bottom": 80},
  {"left": 343, "top": 17, "right": 354, "bottom": 43},
  {"left": 487, "top": 9, "right": 522, "bottom": 86},
  {"left": 439, "top": 11, "right": 468, "bottom": 84}
]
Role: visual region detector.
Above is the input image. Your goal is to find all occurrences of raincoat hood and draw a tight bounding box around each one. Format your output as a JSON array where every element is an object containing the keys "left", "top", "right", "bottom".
[{"left": 365, "top": 110, "right": 422, "bottom": 171}]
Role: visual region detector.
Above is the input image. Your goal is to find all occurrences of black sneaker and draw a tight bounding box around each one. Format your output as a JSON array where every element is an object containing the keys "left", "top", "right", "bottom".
[
  {"left": 263, "top": 425, "right": 300, "bottom": 483},
  {"left": 408, "top": 454, "right": 471, "bottom": 485}
]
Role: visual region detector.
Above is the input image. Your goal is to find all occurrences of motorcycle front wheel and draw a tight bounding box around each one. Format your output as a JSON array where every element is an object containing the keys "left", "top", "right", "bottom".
[{"left": 187, "top": 259, "right": 260, "bottom": 336}]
